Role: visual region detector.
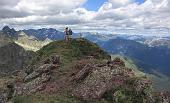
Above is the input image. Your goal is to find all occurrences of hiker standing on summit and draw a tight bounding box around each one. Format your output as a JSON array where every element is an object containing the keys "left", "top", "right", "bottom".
[
  {"left": 64, "top": 27, "right": 72, "bottom": 42},
  {"left": 64, "top": 27, "right": 69, "bottom": 42},
  {"left": 68, "top": 28, "right": 72, "bottom": 41}
]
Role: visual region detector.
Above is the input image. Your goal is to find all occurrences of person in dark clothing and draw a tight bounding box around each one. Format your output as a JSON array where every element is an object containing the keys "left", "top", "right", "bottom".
[
  {"left": 68, "top": 28, "right": 72, "bottom": 41},
  {"left": 64, "top": 27, "right": 69, "bottom": 42}
]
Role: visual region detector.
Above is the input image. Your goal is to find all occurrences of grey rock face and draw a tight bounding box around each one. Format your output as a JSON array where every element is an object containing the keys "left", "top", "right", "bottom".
[{"left": 0, "top": 42, "right": 34, "bottom": 75}]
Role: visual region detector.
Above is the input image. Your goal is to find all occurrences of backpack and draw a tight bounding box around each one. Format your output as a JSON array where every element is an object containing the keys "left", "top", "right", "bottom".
[{"left": 69, "top": 29, "right": 72, "bottom": 35}]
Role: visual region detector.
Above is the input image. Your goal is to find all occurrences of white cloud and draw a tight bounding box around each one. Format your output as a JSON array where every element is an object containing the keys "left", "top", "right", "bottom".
[
  {"left": 108, "top": 0, "right": 132, "bottom": 8},
  {"left": 0, "top": 0, "right": 170, "bottom": 36},
  {"left": 92, "top": 0, "right": 170, "bottom": 35},
  {"left": 15, "top": 0, "right": 87, "bottom": 14},
  {"left": 0, "top": 0, "right": 87, "bottom": 18},
  {"left": 0, "top": 0, "right": 20, "bottom": 6}
]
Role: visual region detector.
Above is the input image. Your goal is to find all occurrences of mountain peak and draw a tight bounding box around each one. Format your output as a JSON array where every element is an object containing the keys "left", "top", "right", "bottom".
[
  {"left": 35, "top": 38, "right": 110, "bottom": 64},
  {"left": 2, "top": 26, "right": 18, "bottom": 38},
  {"left": 2, "top": 26, "right": 10, "bottom": 31}
]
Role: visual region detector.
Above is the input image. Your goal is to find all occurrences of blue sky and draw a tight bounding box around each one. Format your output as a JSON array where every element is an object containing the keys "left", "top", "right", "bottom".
[
  {"left": 83, "top": 0, "right": 145, "bottom": 11},
  {"left": 135, "top": 0, "right": 145, "bottom": 4},
  {"left": 83, "top": 0, "right": 107, "bottom": 11}
]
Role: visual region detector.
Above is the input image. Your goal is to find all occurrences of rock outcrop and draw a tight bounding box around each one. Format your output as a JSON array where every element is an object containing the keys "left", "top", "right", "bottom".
[
  {"left": 72, "top": 58, "right": 135, "bottom": 100},
  {"left": 13, "top": 55, "right": 60, "bottom": 96}
]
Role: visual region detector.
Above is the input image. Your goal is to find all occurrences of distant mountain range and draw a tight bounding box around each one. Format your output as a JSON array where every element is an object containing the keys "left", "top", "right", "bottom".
[
  {"left": 144, "top": 38, "right": 170, "bottom": 48},
  {"left": 82, "top": 33, "right": 170, "bottom": 78},
  {"left": 1, "top": 26, "right": 52, "bottom": 51},
  {"left": 23, "top": 28, "right": 64, "bottom": 40},
  {"left": 2, "top": 26, "right": 170, "bottom": 48},
  {"left": 100, "top": 38, "right": 170, "bottom": 77}
]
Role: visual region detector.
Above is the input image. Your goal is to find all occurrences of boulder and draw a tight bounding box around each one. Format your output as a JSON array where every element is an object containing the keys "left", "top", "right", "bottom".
[
  {"left": 107, "top": 57, "right": 125, "bottom": 67},
  {"left": 24, "top": 64, "right": 57, "bottom": 82},
  {"left": 44, "top": 58, "right": 51, "bottom": 64},
  {"left": 25, "top": 65, "right": 35, "bottom": 75},
  {"left": 51, "top": 55, "right": 60, "bottom": 64},
  {"left": 43, "top": 55, "right": 60, "bottom": 65},
  {"left": 72, "top": 64, "right": 93, "bottom": 82}
]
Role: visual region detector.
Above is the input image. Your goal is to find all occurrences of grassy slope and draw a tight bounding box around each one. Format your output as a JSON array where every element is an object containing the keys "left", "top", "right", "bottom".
[
  {"left": 31, "top": 38, "right": 110, "bottom": 71},
  {"left": 37, "top": 38, "right": 110, "bottom": 59},
  {"left": 111, "top": 54, "right": 145, "bottom": 77},
  {"left": 148, "top": 74, "right": 170, "bottom": 91}
]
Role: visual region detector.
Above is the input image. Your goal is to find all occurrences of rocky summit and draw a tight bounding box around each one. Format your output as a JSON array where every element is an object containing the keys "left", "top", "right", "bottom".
[{"left": 0, "top": 39, "right": 169, "bottom": 103}]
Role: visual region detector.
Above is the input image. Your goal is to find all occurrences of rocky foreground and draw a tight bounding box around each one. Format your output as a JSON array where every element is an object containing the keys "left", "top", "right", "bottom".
[{"left": 0, "top": 39, "right": 170, "bottom": 103}]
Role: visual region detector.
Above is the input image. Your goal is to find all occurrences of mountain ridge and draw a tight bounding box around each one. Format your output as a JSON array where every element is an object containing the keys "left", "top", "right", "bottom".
[
  {"left": 0, "top": 38, "right": 169, "bottom": 103},
  {"left": 101, "top": 38, "right": 170, "bottom": 77},
  {"left": 2, "top": 39, "right": 168, "bottom": 103}
]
